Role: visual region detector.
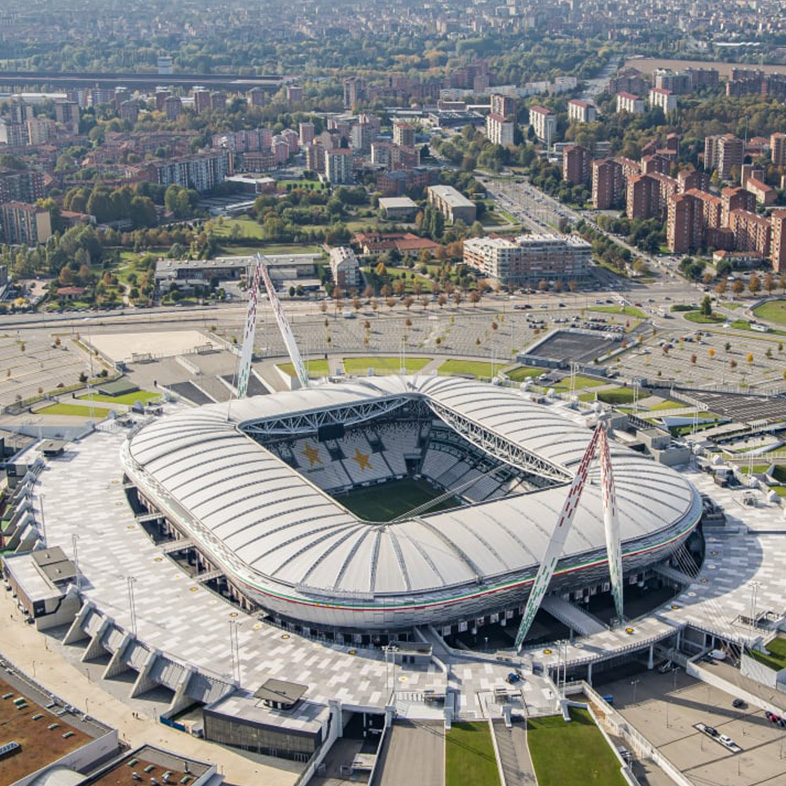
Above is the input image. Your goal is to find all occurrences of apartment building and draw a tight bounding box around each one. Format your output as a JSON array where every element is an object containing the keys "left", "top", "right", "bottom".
[
  {"left": 729, "top": 209, "right": 772, "bottom": 259},
  {"left": 486, "top": 113, "right": 515, "bottom": 146},
  {"left": 667, "top": 192, "right": 704, "bottom": 254},
  {"left": 677, "top": 168, "right": 711, "bottom": 194},
  {"left": 392, "top": 121, "right": 416, "bottom": 148},
  {"left": 649, "top": 88, "right": 677, "bottom": 113},
  {"left": 26, "top": 116, "right": 56, "bottom": 146},
  {"left": 772, "top": 133, "right": 786, "bottom": 168},
  {"left": 163, "top": 95, "right": 183, "bottom": 121},
  {"left": 567, "top": 99, "right": 597, "bottom": 124},
  {"left": 325, "top": 149, "right": 353, "bottom": 184},
  {"left": 721, "top": 186, "right": 756, "bottom": 227},
  {"left": 562, "top": 145, "right": 591, "bottom": 187},
  {"left": 592, "top": 158, "right": 624, "bottom": 209},
  {"left": 144, "top": 151, "right": 230, "bottom": 193},
  {"left": 427, "top": 185, "right": 476, "bottom": 225},
  {"left": 528, "top": 106, "right": 556, "bottom": 147},
  {"left": 463, "top": 234, "right": 591, "bottom": 285},
  {"left": 704, "top": 134, "right": 744, "bottom": 181},
  {"left": 772, "top": 211, "right": 786, "bottom": 273},
  {"left": 0, "top": 168, "right": 45, "bottom": 204},
  {"left": 329, "top": 246, "right": 360, "bottom": 290},
  {"left": 490, "top": 93, "right": 516, "bottom": 119},
  {"left": 0, "top": 201, "right": 52, "bottom": 245},
  {"left": 616, "top": 92, "right": 645, "bottom": 114}
]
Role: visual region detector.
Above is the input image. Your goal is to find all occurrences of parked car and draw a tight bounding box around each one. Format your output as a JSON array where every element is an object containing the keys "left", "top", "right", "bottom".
[
  {"left": 704, "top": 726, "right": 719, "bottom": 737},
  {"left": 732, "top": 699, "right": 746, "bottom": 709}
]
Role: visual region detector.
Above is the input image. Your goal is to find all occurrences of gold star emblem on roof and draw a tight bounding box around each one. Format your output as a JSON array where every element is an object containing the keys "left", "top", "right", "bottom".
[
  {"left": 352, "top": 449, "right": 372, "bottom": 472},
  {"left": 302, "top": 443, "right": 322, "bottom": 467}
]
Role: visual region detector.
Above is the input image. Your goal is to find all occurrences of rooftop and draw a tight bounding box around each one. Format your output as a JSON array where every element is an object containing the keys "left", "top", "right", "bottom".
[
  {"left": 83, "top": 745, "right": 213, "bottom": 786},
  {"left": 0, "top": 675, "right": 100, "bottom": 786}
]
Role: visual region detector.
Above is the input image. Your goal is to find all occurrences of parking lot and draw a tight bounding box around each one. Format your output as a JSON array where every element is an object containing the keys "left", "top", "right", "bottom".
[{"left": 603, "top": 669, "right": 786, "bottom": 785}]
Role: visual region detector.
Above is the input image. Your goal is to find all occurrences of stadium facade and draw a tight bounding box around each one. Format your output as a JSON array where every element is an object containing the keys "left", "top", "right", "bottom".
[{"left": 122, "top": 376, "right": 702, "bottom": 636}]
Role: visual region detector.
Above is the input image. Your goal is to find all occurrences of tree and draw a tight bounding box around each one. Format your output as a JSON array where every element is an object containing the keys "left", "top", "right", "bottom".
[
  {"left": 747, "top": 352, "right": 754, "bottom": 365},
  {"left": 708, "top": 347, "right": 715, "bottom": 359},
  {"left": 714, "top": 279, "right": 727, "bottom": 297},
  {"left": 748, "top": 274, "right": 761, "bottom": 296},
  {"left": 725, "top": 341, "right": 732, "bottom": 352},
  {"left": 765, "top": 272, "right": 775, "bottom": 295},
  {"left": 730, "top": 359, "right": 737, "bottom": 371},
  {"left": 732, "top": 280, "right": 745, "bottom": 297},
  {"left": 700, "top": 295, "right": 712, "bottom": 317}
]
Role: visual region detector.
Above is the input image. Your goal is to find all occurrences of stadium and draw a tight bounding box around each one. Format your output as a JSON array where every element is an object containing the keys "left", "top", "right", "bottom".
[{"left": 122, "top": 375, "right": 703, "bottom": 640}]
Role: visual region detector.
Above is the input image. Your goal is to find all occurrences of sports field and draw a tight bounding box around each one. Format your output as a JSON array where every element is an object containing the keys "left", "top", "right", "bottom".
[{"left": 333, "top": 477, "right": 461, "bottom": 521}]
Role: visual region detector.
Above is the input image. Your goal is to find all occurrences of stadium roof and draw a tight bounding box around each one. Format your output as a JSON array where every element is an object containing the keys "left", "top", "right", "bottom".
[{"left": 124, "top": 377, "right": 700, "bottom": 603}]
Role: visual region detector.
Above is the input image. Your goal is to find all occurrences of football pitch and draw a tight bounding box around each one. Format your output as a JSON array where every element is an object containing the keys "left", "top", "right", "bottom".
[{"left": 333, "top": 477, "right": 462, "bottom": 521}]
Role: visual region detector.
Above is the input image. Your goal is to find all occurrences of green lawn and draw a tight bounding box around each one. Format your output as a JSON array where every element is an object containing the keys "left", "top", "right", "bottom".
[
  {"left": 445, "top": 721, "right": 501, "bottom": 786},
  {"left": 77, "top": 390, "right": 161, "bottom": 406},
  {"left": 216, "top": 242, "right": 323, "bottom": 257},
  {"left": 527, "top": 709, "right": 627, "bottom": 786},
  {"left": 753, "top": 300, "right": 786, "bottom": 326},
  {"left": 552, "top": 374, "right": 606, "bottom": 391},
  {"left": 580, "top": 387, "right": 638, "bottom": 405},
  {"left": 649, "top": 399, "right": 689, "bottom": 411},
  {"left": 343, "top": 356, "right": 432, "bottom": 375},
  {"left": 278, "top": 359, "right": 331, "bottom": 378},
  {"left": 37, "top": 402, "right": 113, "bottom": 417},
  {"left": 683, "top": 311, "right": 725, "bottom": 324},
  {"left": 333, "top": 478, "right": 460, "bottom": 522},
  {"left": 588, "top": 305, "right": 646, "bottom": 319},
  {"left": 211, "top": 216, "right": 264, "bottom": 239},
  {"left": 279, "top": 179, "right": 327, "bottom": 192},
  {"left": 749, "top": 637, "right": 786, "bottom": 671},
  {"left": 506, "top": 366, "right": 546, "bottom": 382},
  {"left": 438, "top": 359, "right": 495, "bottom": 378}
]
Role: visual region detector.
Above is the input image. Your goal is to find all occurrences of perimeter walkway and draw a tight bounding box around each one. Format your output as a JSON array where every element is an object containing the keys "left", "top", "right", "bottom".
[
  {"left": 376, "top": 720, "right": 444, "bottom": 786},
  {"left": 0, "top": 586, "right": 301, "bottom": 786}
]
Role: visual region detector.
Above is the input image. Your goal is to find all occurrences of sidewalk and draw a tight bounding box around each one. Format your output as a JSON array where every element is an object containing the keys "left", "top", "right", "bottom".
[{"left": 0, "top": 588, "right": 300, "bottom": 786}]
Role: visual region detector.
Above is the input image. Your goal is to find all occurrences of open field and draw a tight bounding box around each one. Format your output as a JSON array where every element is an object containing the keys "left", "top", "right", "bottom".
[
  {"left": 77, "top": 390, "right": 161, "bottom": 405},
  {"left": 445, "top": 721, "right": 501, "bottom": 786},
  {"left": 37, "top": 402, "right": 113, "bottom": 417},
  {"left": 343, "top": 356, "right": 432, "bottom": 375},
  {"left": 277, "top": 359, "right": 330, "bottom": 378},
  {"left": 552, "top": 374, "right": 606, "bottom": 391},
  {"left": 580, "top": 387, "right": 637, "bottom": 405},
  {"left": 753, "top": 300, "right": 786, "bottom": 326},
  {"left": 333, "top": 478, "right": 460, "bottom": 522},
  {"left": 527, "top": 709, "right": 627, "bottom": 786},
  {"left": 506, "top": 366, "right": 546, "bottom": 382},
  {"left": 438, "top": 359, "right": 495, "bottom": 378}
]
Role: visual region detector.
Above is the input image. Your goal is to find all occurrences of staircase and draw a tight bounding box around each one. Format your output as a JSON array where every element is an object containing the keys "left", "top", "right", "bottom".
[
  {"left": 492, "top": 717, "right": 537, "bottom": 785},
  {"left": 541, "top": 595, "right": 606, "bottom": 637}
]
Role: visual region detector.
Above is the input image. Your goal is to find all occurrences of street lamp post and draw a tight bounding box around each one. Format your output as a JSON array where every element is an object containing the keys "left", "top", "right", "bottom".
[
  {"left": 127, "top": 575, "right": 137, "bottom": 637},
  {"left": 750, "top": 581, "right": 761, "bottom": 629},
  {"left": 631, "top": 679, "right": 640, "bottom": 704},
  {"left": 38, "top": 493, "right": 47, "bottom": 546},
  {"left": 72, "top": 533, "right": 80, "bottom": 590}
]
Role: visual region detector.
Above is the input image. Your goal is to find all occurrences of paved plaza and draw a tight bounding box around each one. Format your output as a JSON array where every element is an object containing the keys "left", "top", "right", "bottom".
[{"left": 32, "top": 416, "right": 560, "bottom": 722}]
